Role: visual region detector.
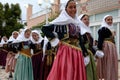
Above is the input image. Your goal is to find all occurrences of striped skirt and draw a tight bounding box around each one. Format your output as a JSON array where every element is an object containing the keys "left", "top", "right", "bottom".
[
  {"left": 5, "top": 52, "right": 17, "bottom": 72},
  {"left": 96, "top": 41, "right": 118, "bottom": 80}
]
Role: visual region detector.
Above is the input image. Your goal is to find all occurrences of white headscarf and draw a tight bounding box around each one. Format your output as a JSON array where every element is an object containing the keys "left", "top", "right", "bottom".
[
  {"left": 78, "top": 14, "right": 91, "bottom": 35},
  {"left": 31, "top": 30, "right": 43, "bottom": 43},
  {"left": 100, "top": 15, "right": 114, "bottom": 30},
  {"left": 13, "top": 28, "right": 31, "bottom": 43},
  {"left": 8, "top": 31, "right": 19, "bottom": 42},
  {"left": 0, "top": 36, "right": 8, "bottom": 47},
  {"left": 0, "top": 36, "right": 8, "bottom": 44},
  {"left": 50, "top": 1, "right": 79, "bottom": 26},
  {"left": 19, "top": 28, "right": 24, "bottom": 34}
]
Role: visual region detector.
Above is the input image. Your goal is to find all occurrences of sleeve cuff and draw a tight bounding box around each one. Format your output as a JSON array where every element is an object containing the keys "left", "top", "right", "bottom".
[{"left": 50, "top": 38, "right": 59, "bottom": 47}]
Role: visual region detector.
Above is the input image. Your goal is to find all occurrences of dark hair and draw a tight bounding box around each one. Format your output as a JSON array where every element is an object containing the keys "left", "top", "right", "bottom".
[
  {"left": 65, "top": 0, "right": 75, "bottom": 9},
  {"left": 80, "top": 14, "right": 89, "bottom": 20},
  {"left": 25, "top": 29, "right": 31, "bottom": 33}
]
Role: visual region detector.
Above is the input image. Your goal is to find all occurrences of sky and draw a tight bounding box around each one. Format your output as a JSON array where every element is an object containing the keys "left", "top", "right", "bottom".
[{"left": 0, "top": 0, "right": 68, "bottom": 21}]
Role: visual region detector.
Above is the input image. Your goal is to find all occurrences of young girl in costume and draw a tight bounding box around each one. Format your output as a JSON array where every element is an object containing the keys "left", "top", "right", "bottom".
[
  {"left": 96, "top": 15, "right": 118, "bottom": 80},
  {"left": 42, "top": 0, "right": 86, "bottom": 80}
]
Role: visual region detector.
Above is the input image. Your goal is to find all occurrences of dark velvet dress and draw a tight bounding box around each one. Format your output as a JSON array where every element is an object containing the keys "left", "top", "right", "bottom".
[
  {"left": 0, "top": 44, "right": 9, "bottom": 67},
  {"left": 31, "top": 40, "right": 56, "bottom": 80},
  {"left": 5, "top": 41, "right": 17, "bottom": 73},
  {"left": 13, "top": 40, "right": 34, "bottom": 80},
  {"left": 41, "top": 40, "right": 56, "bottom": 80},
  {"left": 81, "top": 33, "right": 97, "bottom": 80},
  {"left": 97, "top": 27, "right": 118, "bottom": 80},
  {"left": 42, "top": 23, "right": 86, "bottom": 80},
  {"left": 31, "top": 43, "right": 43, "bottom": 80}
]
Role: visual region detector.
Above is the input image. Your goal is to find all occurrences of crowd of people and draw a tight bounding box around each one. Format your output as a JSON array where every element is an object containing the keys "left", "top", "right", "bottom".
[{"left": 0, "top": 0, "right": 118, "bottom": 80}]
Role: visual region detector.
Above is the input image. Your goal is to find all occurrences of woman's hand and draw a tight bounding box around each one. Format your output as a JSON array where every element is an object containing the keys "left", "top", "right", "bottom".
[
  {"left": 84, "top": 55, "right": 90, "bottom": 66},
  {"left": 95, "top": 50, "right": 104, "bottom": 58},
  {"left": 50, "top": 38, "right": 60, "bottom": 47}
]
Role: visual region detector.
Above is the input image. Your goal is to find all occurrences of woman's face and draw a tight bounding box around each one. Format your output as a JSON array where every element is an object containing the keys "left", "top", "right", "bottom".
[
  {"left": 32, "top": 32, "right": 39, "bottom": 41},
  {"left": 66, "top": 1, "right": 76, "bottom": 18},
  {"left": 81, "top": 15, "right": 89, "bottom": 26},
  {"left": 24, "top": 30, "right": 31, "bottom": 38},
  {"left": 3, "top": 36, "right": 7, "bottom": 42},
  {"left": 105, "top": 16, "right": 113, "bottom": 26},
  {"left": 13, "top": 32, "right": 18, "bottom": 39}
]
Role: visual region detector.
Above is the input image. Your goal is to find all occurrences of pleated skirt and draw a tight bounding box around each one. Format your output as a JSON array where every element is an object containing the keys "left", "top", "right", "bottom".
[
  {"left": 97, "top": 41, "right": 118, "bottom": 80},
  {"left": 13, "top": 54, "right": 34, "bottom": 80},
  {"left": 47, "top": 42, "right": 86, "bottom": 80}
]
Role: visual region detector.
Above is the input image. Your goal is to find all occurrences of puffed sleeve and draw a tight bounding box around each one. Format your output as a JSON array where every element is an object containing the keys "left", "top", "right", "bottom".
[
  {"left": 42, "top": 24, "right": 56, "bottom": 40},
  {"left": 79, "top": 33, "right": 88, "bottom": 57},
  {"left": 97, "top": 27, "right": 112, "bottom": 50},
  {"left": 97, "top": 29, "right": 104, "bottom": 50}
]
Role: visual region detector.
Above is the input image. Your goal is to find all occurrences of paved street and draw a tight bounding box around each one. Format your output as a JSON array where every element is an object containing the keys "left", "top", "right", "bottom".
[
  {"left": 0, "top": 61, "right": 120, "bottom": 80},
  {"left": 118, "top": 61, "right": 120, "bottom": 80}
]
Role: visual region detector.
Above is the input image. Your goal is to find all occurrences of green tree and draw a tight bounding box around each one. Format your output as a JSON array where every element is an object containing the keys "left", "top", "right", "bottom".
[
  {"left": 0, "top": 3, "right": 4, "bottom": 36},
  {"left": 0, "top": 2, "right": 23, "bottom": 38}
]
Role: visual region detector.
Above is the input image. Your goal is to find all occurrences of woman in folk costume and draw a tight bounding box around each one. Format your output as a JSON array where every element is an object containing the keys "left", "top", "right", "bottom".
[
  {"left": 31, "top": 30, "right": 55, "bottom": 80},
  {"left": 78, "top": 14, "right": 97, "bottom": 80},
  {"left": 31, "top": 30, "right": 44, "bottom": 80},
  {"left": 42, "top": 0, "right": 86, "bottom": 80},
  {"left": 13, "top": 28, "right": 34, "bottom": 80},
  {"left": 0, "top": 36, "right": 8, "bottom": 69},
  {"left": 96, "top": 15, "right": 118, "bottom": 80},
  {"left": 5, "top": 31, "right": 19, "bottom": 78}
]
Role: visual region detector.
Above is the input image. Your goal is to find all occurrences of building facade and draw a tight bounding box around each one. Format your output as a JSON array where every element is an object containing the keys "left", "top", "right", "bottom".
[
  {"left": 26, "top": 0, "right": 60, "bottom": 28},
  {"left": 78, "top": 0, "right": 120, "bottom": 59},
  {"left": 26, "top": 0, "right": 120, "bottom": 59}
]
